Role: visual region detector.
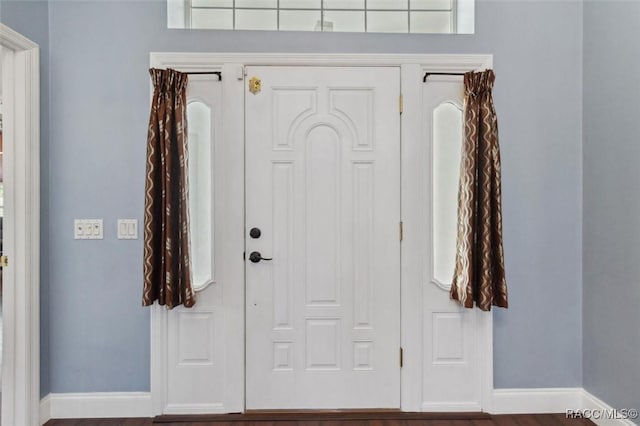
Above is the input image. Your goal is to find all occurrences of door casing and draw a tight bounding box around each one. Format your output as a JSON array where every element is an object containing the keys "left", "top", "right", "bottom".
[
  {"left": 149, "top": 53, "right": 494, "bottom": 415},
  {"left": 0, "top": 23, "right": 41, "bottom": 426}
]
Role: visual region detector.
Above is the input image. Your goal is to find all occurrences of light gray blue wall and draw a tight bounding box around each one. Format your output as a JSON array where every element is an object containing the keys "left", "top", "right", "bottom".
[
  {"left": 0, "top": 0, "right": 51, "bottom": 397},
  {"left": 583, "top": 1, "right": 640, "bottom": 412},
  {"left": 46, "top": 0, "right": 583, "bottom": 392},
  {"left": 3, "top": 0, "right": 584, "bottom": 393}
]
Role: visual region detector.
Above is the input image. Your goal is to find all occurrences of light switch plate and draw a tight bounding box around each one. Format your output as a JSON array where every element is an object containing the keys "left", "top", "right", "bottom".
[
  {"left": 74, "top": 219, "right": 103, "bottom": 240},
  {"left": 117, "top": 219, "right": 138, "bottom": 240}
]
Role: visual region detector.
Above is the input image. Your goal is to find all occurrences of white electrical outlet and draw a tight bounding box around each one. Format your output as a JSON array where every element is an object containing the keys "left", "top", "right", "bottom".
[
  {"left": 74, "top": 219, "right": 104, "bottom": 240},
  {"left": 117, "top": 219, "right": 138, "bottom": 239}
]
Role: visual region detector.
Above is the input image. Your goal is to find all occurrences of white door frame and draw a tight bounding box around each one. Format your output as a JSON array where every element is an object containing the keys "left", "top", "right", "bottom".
[
  {"left": 0, "top": 23, "right": 41, "bottom": 426},
  {"left": 149, "top": 52, "right": 493, "bottom": 415}
]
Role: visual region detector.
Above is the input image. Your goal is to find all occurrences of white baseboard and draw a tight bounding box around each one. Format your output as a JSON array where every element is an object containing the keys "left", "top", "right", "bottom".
[
  {"left": 39, "top": 392, "right": 152, "bottom": 425},
  {"left": 491, "top": 387, "right": 583, "bottom": 414},
  {"left": 39, "top": 394, "right": 52, "bottom": 425},
  {"left": 39, "top": 388, "right": 636, "bottom": 426},
  {"left": 490, "top": 388, "right": 636, "bottom": 426},
  {"left": 580, "top": 389, "right": 638, "bottom": 426}
]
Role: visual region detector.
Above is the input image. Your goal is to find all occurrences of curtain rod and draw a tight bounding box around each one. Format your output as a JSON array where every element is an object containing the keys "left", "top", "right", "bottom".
[
  {"left": 423, "top": 72, "right": 465, "bottom": 83},
  {"left": 186, "top": 71, "right": 222, "bottom": 81}
]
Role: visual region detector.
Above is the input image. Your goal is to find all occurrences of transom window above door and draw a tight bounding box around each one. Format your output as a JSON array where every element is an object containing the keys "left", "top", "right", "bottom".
[{"left": 167, "top": 0, "right": 474, "bottom": 33}]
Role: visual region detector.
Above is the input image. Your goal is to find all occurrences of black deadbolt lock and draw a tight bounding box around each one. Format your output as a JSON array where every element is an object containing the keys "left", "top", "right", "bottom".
[{"left": 249, "top": 227, "right": 261, "bottom": 238}]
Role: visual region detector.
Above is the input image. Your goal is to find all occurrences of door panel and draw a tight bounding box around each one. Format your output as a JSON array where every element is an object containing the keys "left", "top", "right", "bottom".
[
  {"left": 245, "top": 66, "right": 401, "bottom": 409},
  {"left": 164, "top": 75, "right": 227, "bottom": 413},
  {"left": 421, "top": 77, "right": 482, "bottom": 410}
]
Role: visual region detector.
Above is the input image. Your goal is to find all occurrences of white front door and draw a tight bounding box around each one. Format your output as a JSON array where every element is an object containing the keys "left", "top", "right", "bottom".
[{"left": 245, "top": 66, "right": 401, "bottom": 409}]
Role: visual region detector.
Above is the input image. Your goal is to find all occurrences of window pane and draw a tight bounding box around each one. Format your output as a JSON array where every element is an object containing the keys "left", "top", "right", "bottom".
[
  {"left": 432, "top": 102, "right": 462, "bottom": 287},
  {"left": 410, "top": 11, "right": 451, "bottom": 33},
  {"left": 280, "top": 10, "right": 321, "bottom": 31},
  {"left": 410, "top": 0, "right": 451, "bottom": 10},
  {"left": 192, "top": 0, "right": 232, "bottom": 7},
  {"left": 323, "top": 11, "right": 365, "bottom": 31},
  {"left": 236, "top": 0, "right": 277, "bottom": 8},
  {"left": 367, "top": 11, "right": 407, "bottom": 32},
  {"left": 280, "top": 0, "right": 320, "bottom": 8},
  {"left": 187, "top": 101, "right": 213, "bottom": 289},
  {"left": 236, "top": 9, "right": 278, "bottom": 30},
  {"left": 180, "top": 0, "right": 464, "bottom": 34},
  {"left": 191, "top": 8, "right": 233, "bottom": 29},
  {"left": 180, "top": 0, "right": 465, "bottom": 32},
  {"left": 324, "top": 0, "right": 365, "bottom": 9},
  {"left": 367, "top": 0, "right": 407, "bottom": 10}
]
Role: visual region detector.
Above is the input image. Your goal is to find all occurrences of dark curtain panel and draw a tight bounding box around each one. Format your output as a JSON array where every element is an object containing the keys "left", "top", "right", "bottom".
[
  {"left": 142, "top": 68, "right": 195, "bottom": 309},
  {"left": 450, "top": 70, "right": 508, "bottom": 311}
]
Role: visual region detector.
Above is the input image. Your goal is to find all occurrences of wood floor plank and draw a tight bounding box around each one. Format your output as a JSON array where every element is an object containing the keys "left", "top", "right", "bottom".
[
  {"left": 43, "top": 414, "right": 596, "bottom": 426},
  {"left": 508, "top": 414, "right": 545, "bottom": 426},
  {"left": 540, "top": 414, "right": 567, "bottom": 426},
  {"left": 154, "top": 413, "right": 491, "bottom": 423}
]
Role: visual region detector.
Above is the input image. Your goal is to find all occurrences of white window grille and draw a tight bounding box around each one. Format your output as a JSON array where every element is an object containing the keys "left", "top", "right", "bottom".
[{"left": 168, "top": 0, "right": 475, "bottom": 33}]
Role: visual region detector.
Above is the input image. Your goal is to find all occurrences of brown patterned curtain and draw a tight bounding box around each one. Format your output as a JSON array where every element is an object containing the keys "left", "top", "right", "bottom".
[
  {"left": 142, "top": 68, "right": 195, "bottom": 309},
  {"left": 450, "top": 70, "right": 508, "bottom": 311}
]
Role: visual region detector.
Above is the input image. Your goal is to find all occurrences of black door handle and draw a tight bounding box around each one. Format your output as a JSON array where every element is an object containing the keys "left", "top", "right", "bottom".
[{"left": 249, "top": 251, "right": 273, "bottom": 263}]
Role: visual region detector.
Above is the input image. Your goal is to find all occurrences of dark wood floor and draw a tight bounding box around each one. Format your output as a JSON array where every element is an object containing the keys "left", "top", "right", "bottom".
[{"left": 43, "top": 414, "right": 595, "bottom": 426}]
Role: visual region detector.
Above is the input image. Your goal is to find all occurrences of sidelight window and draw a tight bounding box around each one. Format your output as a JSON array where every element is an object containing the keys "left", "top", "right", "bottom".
[
  {"left": 431, "top": 101, "right": 463, "bottom": 288},
  {"left": 187, "top": 100, "right": 214, "bottom": 290}
]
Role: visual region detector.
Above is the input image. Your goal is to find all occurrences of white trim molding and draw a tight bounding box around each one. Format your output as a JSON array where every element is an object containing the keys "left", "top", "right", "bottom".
[
  {"left": 580, "top": 389, "right": 638, "bottom": 426},
  {"left": 0, "top": 23, "right": 41, "bottom": 426},
  {"left": 39, "top": 388, "right": 636, "bottom": 425},
  {"left": 491, "top": 388, "right": 637, "bottom": 426},
  {"left": 38, "top": 395, "right": 51, "bottom": 426},
  {"left": 491, "top": 388, "right": 583, "bottom": 414},
  {"left": 39, "top": 393, "right": 152, "bottom": 425},
  {"left": 150, "top": 52, "right": 492, "bottom": 70}
]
